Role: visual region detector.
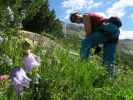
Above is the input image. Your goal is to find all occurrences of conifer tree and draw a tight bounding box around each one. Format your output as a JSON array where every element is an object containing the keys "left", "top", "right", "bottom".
[{"left": 22, "top": 0, "right": 63, "bottom": 37}]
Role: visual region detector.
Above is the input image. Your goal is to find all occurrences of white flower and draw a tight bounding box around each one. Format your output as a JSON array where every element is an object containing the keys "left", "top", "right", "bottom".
[{"left": 0, "top": 36, "right": 4, "bottom": 44}]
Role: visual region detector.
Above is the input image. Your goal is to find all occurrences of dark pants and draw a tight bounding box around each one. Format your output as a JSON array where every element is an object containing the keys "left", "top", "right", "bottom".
[{"left": 80, "top": 30, "right": 119, "bottom": 76}]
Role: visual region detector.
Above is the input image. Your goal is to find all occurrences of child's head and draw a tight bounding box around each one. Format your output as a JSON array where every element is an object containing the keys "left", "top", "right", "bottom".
[
  {"left": 22, "top": 41, "right": 31, "bottom": 56},
  {"left": 22, "top": 41, "right": 31, "bottom": 50}
]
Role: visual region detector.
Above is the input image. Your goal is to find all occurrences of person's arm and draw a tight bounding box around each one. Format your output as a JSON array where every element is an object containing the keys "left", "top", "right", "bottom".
[{"left": 83, "top": 14, "right": 92, "bottom": 37}]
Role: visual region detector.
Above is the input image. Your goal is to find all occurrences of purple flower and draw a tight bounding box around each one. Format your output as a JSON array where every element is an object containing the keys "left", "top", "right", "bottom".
[
  {"left": 22, "top": 53, "right": 40, "bottom": 72},
  {"left": 10, "top": 67, "right": 31, "bottom": 96}
]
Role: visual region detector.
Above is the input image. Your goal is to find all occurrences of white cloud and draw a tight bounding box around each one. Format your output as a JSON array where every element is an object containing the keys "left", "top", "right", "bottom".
[
  {"left": 62, "top": 0, "right": 91, "bottom": 9},
  {"left": 95, "top": 12, "right": 108, "bottom": 18},
  {"left": 62, "top": 0, "right": 102, "bottom": 20},
  {"left": 106, "top": 0, "right": 133, "bottom": 18},
  {"left": 129, "top": 14, "right": 133, "bottom": 20},
  {"left": 91, "top": 2, "right": 102, "bottom": 8},
  {"left": 119, "top": 30, "right": 133, "bottom": 39}
]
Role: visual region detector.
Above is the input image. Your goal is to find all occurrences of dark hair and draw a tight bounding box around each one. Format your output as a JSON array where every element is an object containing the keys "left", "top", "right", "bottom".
[
  {"left": 108, "top": 17, "right": 122, "bottom": 28},
  {"left": 70, "top": 12, "right": 79, "bottom": 23},
  {"left": 22, "top": 41, "right": 31, "bottom": 50}
]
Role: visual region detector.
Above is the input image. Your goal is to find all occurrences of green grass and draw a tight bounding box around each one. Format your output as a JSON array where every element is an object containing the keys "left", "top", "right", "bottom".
[{"left": 1, "top": 33, "right": 133, "bottom": 100}]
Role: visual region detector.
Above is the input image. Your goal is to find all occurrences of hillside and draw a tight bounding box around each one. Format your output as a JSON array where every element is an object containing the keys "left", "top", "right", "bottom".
[
  {"left": 120, "top": 39, "right": 133, "bottom": 51},
  {"left": 2, "top": 0, "right": 133, "bottom": 99},
  {"left": 1, "top": 31, "right": 133, "bottom": 100},
  {"left": 62, "top": 23, "right": 84, "bottom": 35},
  {"left": 118, "top": 39, "right": 133, "bottom": 67}
]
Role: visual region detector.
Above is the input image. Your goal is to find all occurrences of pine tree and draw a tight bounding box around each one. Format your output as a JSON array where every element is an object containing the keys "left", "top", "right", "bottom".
[{"left": 22, "top": 0, "right": 63, "bottom": 37}]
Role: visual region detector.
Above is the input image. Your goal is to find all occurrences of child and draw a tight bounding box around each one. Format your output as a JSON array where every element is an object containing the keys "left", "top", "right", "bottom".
[
  {"left": 10, "top": 67, "right": 31, "bottom": 96},
  {"left": 22, "top": 41, "right": 41, "bottom": 72}
]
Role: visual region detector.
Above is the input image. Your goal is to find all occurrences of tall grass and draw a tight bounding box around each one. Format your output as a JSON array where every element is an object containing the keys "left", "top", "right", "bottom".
[{"left": 0, "top": 33, "right": 133, "bottom": 100}]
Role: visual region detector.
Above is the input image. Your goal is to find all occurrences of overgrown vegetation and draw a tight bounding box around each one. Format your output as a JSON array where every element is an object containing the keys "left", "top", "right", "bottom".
[
  {"left": 1, "top": 37, "right": 133, "bottom": 100},
  {"left": 0, "top": 0, "right": 133, "bottom": 100}
]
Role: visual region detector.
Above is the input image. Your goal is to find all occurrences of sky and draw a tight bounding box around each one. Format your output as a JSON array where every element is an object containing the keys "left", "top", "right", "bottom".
[{"left": 49, "top": 0, "right": 133, "bottom": 39}]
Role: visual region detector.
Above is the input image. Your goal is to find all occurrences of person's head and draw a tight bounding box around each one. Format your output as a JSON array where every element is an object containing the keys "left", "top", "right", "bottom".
[
  {"left": 70, "top": 12, "right": 83, "bottom": 23},
  {"left": 22, "top": 41, "right": 31, "bottom": 56},
  {"left": 22, "top": 41, "right": 31, "bottom": 50},
  {"left": 108, "top": 16, "right": 122, "bottom": 28}
]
